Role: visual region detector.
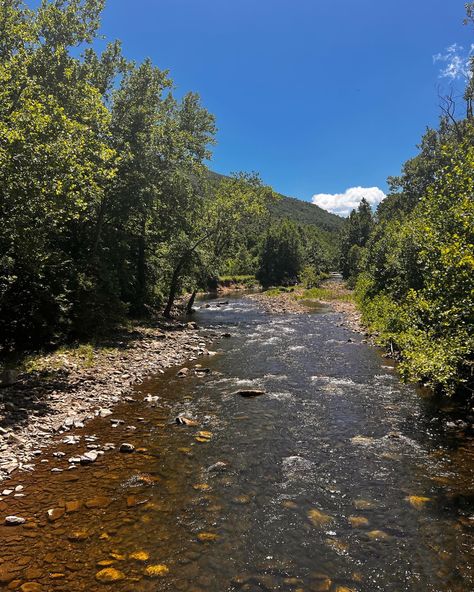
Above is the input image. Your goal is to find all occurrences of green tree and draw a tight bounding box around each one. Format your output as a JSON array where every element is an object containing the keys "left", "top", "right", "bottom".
[{"left": 257, "top": 219, "right": 303, "bottom": 288}]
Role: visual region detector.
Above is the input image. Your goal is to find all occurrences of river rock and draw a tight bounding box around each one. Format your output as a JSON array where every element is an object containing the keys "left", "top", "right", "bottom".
[
  {"left": 176, "top": 416, "right": 199, "bottom": 426},
  {"left": 80, "top": 451, "right": 98, "bottom": 465},
  {"left": 20, "top": 583, "right": 43, "bottom": 592},
  {"left": 235, "top": 389, "right": 265, "bottom": 398},
  {"left": 5, "top": 515, "right": 25, "bottom": 526},
  {"left": 47, "top": 508, "right": 65, "bottom": 522},
  {"left": 119, "top": 443, "right": 135, "bottom": 453},
  {"left": 95, "top": 567, "right": 126, "bottom": 583},
  {"left": 177, "top": 367, "right": 189, "bottom": 377}
]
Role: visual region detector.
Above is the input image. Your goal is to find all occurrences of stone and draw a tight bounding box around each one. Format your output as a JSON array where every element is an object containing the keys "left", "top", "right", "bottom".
[
  {"left": 20, "top": 584, "right": 43, "bottom": 592},
  {"left": 95, "top": 568, "right": 126, "bottom": 583},
  {"left": 235, "top": 389, "right": 265, "bottom": 397},
  {"left": 119, "top": 443, "right": 135, "bottom": 453},
  {"left": 367, "top": 530, "right": 390, "bottom": 541},
  {"left": 348, "top": 515, "right": 369, "bottom": 528},
  {"left": 177, "top": 368, "right": 189, "bottom": 377},
  {"left": 80, "top": 451, "right": 98, "bottom": 465},
  {"left": 0, "top": 565, "right": 19, "bottom": 584},
  {"left": 406, "top": 495, "right": 431, "bottom": 510},
  {"left": 129, "top": 551, "right": 149, "bottom": 562},
  {"left": 197, "top": 532, "right": 219, "bottom": 542},
  {"left": 176, "top": 416, "right": 198, "bottom": 426},
  {"left": 307, "top": 508, "right": 333, "bottom": 527},
  {"left": 98, "top": 408, "right": 113, "bottom": 418},
  {"left": 193, "top": 483, "right": 211, "bottom": 491},
  {"left": 198, "top": 431, "right": 212, "bottom": 439},
  {"left": 67, "top": 530, "right": 90, "bottom": 541},
  {"left": 5, "top": 515, "right": 25, "bottom": 526},
  {"left": 85, "top": 496, "right": 112, "bottom": 509},
  {"left": 207, "top": 461, "right": 228, "bottom": 473},
  {"left": 47, "top": 508, "right": 65, "bottom": 522},
  {"left": 145, "top": 564, "right": 169, "bottom": 577}
]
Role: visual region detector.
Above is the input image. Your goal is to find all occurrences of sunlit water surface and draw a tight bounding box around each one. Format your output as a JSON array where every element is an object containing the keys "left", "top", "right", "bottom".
[{"left": 0, "top": 295, "right": 473, "bottom": 591}]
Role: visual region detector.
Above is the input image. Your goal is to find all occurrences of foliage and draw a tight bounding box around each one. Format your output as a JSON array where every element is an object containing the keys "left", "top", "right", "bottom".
[
  {"left": 256, "top": 219, "right": 303, "bottom": 287},
  {"left": 347, "top": 116, "right": 474, "bottom": 395},
  {"left": 339, "top": 198, "right": 373, "bottom": 283}
]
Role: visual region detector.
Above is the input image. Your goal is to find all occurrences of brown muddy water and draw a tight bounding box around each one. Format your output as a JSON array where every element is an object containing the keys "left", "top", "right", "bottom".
[{"left": 0, "top": 295, "right": 473, "bottom": 592}]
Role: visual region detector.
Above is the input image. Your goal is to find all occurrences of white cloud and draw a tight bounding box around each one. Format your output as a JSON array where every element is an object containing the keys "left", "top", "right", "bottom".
[
  {"left": 312, "top": 186, "right": 386, "bottom": 217},
  {"left": 433, "top": 43, "right": 474, "bottom": 80}
]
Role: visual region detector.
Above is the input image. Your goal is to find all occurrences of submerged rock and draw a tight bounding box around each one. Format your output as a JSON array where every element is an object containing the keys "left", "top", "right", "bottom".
[
  {"left": 406, "top": 495, "right": 431, "bottom": 509},
  {"left": 145, "top": 564, "right": 169, "bottom": 577},
  {"left": 47, "top": 508, "right": 65, "bottom": 522},
  {"left": 197, "top": 532, "right": 220, "bottom": 542},
  {"left": 95, "top": 567, "right": 126, "bottom": 583},
  {"left": 235, "top": 389, "right": 265, "bottom": 398},
  {"left": 129, "top": 550, "right": 150, "bottom": 562},
  {"left": 307, "top": 508, "right": 333, "bottom": 527}
]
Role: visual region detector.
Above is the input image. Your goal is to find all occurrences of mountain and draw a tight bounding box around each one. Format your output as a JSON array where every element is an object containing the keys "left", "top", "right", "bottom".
[
  {"left": 270, "top": 192, "right": 343, "bottom": 233},
  {"left": 208, "top": 171, "right": 343, "bottom": 233}
]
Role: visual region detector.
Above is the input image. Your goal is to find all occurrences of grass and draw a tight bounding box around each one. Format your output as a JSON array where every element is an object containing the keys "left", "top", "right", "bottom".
[
  {"left": 295, "top": 287, "right": 353, "bottom": 302},
  {"left": 260, "top": 284, "right": 353, "bottom": 302},
  {"left": 219, "top": 274, "right": 257, "bottom": 283},
  {"left": 21, "top": 343, "right": 119, "bottom": 376}
]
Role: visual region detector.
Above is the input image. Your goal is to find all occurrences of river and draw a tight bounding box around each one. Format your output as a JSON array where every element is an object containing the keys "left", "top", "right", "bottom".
[{"left": 0, "top": 294, "right": 473, "bottom": 591}]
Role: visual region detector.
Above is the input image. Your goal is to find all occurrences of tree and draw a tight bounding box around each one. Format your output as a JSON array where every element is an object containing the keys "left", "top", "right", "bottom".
[
  {"left": 163, "top": 172, "right": 273, "bottom": 316},
  {"left": 339, "top": 197, "right": 373, "bottom": 280},
  {"left": 256, "top": 219, "right": 303, "bottom": 288},
  {"left": 0, "top": 0, "right": 118, "bottom": 347}
]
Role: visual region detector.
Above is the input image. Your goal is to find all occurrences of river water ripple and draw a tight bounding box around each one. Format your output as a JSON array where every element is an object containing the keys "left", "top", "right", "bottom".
[{"left": 0, "top": 296, "right": 473, "bottom": 591}]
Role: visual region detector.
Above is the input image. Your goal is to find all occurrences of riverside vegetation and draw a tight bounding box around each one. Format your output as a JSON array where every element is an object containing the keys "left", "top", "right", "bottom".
[
  {"left": 0, "top": 1, "right": 472, "bottom": 412},
  {"left": 0, "top": 0, "right": 341, "bottom": 363}
]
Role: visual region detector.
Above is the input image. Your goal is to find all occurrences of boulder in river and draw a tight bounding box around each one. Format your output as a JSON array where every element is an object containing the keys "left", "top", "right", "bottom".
[{"left": 235, "top": 389, "right": 265, "bottom": 398}]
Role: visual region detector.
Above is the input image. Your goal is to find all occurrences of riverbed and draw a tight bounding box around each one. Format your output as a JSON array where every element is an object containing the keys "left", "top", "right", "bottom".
[{"left": 0, "top": 295, "right": 473, "bottom": 591}]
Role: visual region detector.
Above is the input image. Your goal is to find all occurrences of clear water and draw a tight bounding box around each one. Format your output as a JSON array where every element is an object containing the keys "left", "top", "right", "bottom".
[{"left": 0, "top": 296, "right": 472, "bottom": 591}]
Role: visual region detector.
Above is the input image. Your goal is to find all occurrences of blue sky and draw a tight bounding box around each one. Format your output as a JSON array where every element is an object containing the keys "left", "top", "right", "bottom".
[{"left": 81, "top": 1, "right": 474, "bottom": 212}]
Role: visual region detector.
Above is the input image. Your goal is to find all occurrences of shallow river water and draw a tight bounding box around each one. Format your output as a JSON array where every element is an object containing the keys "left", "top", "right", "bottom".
[{"left": 0, "top": 296, "right": 473, "bottom": 591}]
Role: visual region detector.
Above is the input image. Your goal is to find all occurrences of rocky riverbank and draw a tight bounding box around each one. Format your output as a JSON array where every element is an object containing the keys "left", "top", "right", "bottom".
[
  {"left": 246, "top": 291, "right": 310, "bottom": 314},
  {"left": 0, "top": 319, "right": 216, "bottom": 483},
  {"left": 248, "top": 280, "right": 367, "bottom": 335}
]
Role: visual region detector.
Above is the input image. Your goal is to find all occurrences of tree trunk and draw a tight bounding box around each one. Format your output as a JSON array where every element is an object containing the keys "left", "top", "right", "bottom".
[
  {"left": 163, "top": 262, "right": 183, "bottom": 318},
  {"left": 186, "top": 290, "right": 197, "bottom": 314},
  {"left": 135, "top": 216, "right": 147, "bottom": 314}
]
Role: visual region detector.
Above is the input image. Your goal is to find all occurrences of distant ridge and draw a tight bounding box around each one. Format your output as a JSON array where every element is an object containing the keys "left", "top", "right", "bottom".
[{"left": 208, "top": 171, "right": 343, "bottom": 233}]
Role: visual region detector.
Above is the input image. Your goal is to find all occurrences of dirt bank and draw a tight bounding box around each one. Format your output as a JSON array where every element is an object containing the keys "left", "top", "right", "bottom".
[{"left": 0, "top": 319, "right": 217, "bottom": 482}]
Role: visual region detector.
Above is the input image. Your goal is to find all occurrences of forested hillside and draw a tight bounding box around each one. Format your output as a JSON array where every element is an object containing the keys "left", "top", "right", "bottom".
[
  {"left": 208, "top": 171, "right": 342, "bottom": 281},
  {"left": 339, "top": 6, "right": 474, "bottom": 397}
]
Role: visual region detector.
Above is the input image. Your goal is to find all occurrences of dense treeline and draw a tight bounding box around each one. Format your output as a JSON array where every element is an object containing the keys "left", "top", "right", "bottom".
[
  {"left": 0, "top": 0, "right": 276, "bottom": 352},
  {"left": 210, "top": 172, "right": 342, "bottom": 281},
  {"left": 0, "top": 0, "right": 338, "bottom": 354},
  {"left": 340, "top": 13, "right": 474, "bottom": 395}
]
